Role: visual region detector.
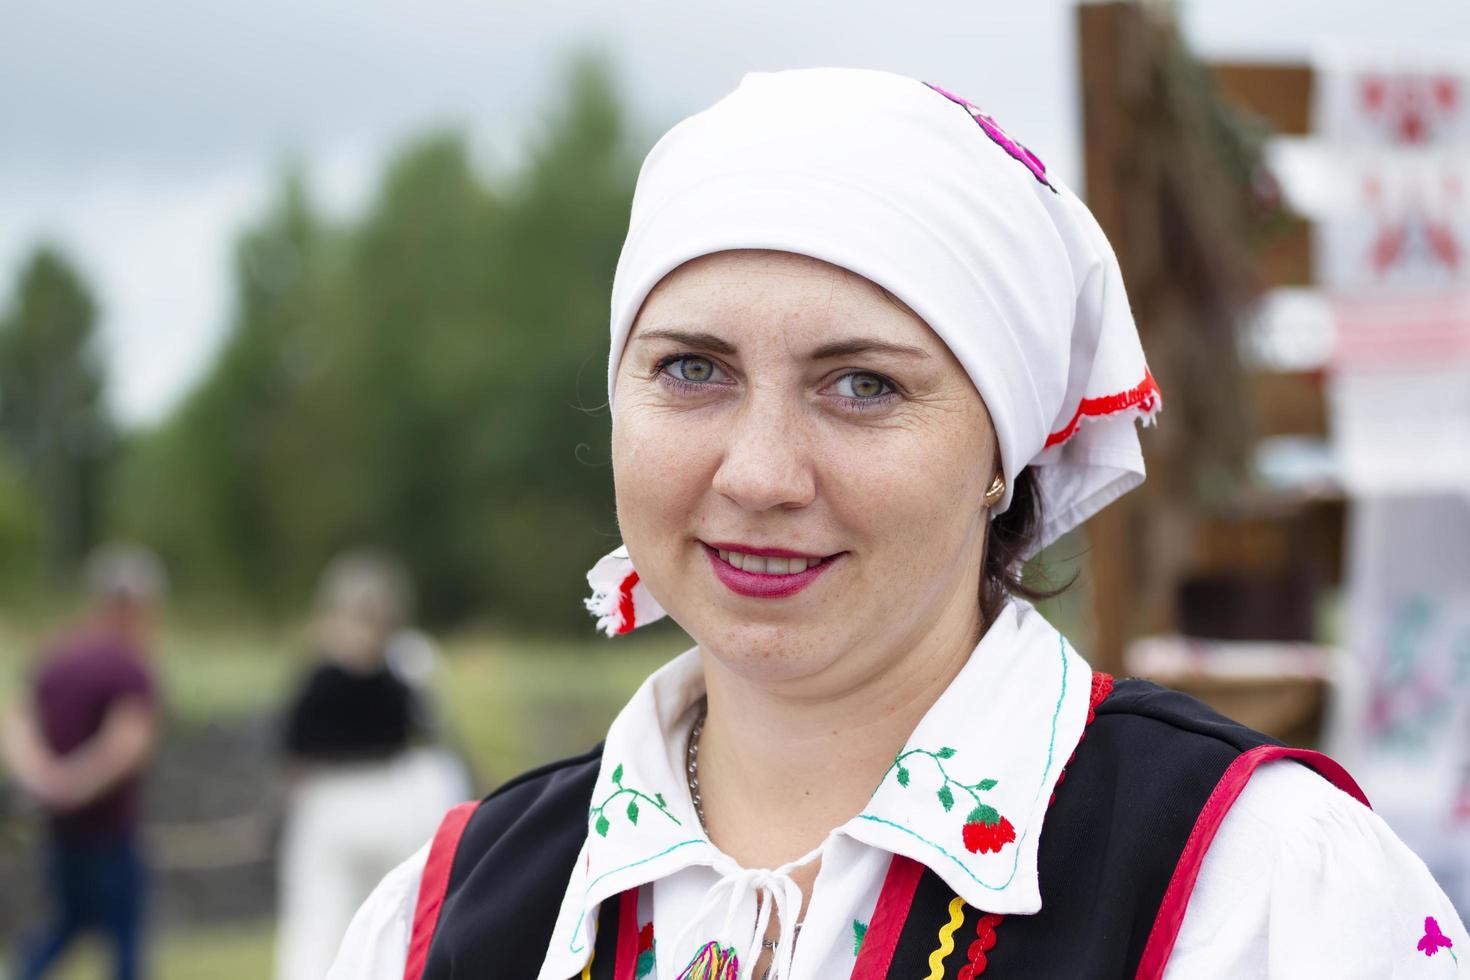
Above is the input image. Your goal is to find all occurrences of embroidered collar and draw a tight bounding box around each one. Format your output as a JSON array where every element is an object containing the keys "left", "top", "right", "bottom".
[{"left": 537, "top": 600, "right": 1093, "bottom": 979}]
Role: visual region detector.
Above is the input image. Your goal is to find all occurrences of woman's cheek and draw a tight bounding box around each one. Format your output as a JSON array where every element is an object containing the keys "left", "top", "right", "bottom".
[
  {"left": 614, "top": 410, "right": 707, "bottom": 533},
  {"left": 843, "top": 434, "right": 982, "bottom": 548},
  {"left": 826, "top": 426, "right": 941, "bottom": 508}
]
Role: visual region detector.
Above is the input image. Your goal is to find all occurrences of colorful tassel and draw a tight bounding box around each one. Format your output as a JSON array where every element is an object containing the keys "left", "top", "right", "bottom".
[{"left": 675, "top": 941, "right": 740, "bottom": 980}]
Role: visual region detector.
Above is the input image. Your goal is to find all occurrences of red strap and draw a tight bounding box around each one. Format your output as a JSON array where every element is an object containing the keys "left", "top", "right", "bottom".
[
  {"left": 612, "top": 887, "right": 641, "bottom": 980},
  {"left": 403, "top": 801, "right": 479, "bottom": 980},
  {"left": 851, "top": 854, "right": 925, "bottom": 980},
  {"left": 1133, "top": 746, "right": 1371, "bottom": 980}
]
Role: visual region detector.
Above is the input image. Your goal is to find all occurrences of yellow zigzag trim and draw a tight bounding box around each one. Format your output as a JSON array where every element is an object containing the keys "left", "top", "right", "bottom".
[{"left": 924, "top": 895, "right": 969, "bottom": 979}]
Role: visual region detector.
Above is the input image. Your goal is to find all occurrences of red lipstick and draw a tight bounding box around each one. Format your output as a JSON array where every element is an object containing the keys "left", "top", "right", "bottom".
[{"left": 701, "top": 543, "right": 840, "bottom": 598}]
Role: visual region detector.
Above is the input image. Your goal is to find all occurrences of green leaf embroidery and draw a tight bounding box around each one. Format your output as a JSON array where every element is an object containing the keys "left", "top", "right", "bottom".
[
  {"left": 879, "top": 746, "right": 1013, "bottom": 856},
  {"left": 588, "top": 766, "right": 681, "bottom": 836},
  {"left": 852, "top": 919, "right": 868, "bottom": 956},
  {"left": 636, "top": 947, "right": 655, "bottom": 978},
  {"left": 966, "top": 803, "right": 1000, "bottom": 826}
]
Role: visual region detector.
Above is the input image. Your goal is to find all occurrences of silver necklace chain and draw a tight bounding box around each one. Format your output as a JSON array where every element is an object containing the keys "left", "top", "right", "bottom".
[{"left": 686, "top": 705, "right": 708, "bottom": 831}]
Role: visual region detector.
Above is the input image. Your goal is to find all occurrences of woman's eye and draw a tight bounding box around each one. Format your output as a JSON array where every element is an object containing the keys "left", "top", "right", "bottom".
[
  {"left": 835, "top": 372, "right": 892, "bottom": 399},
  {"left": 660, "top": 355, "right": 722, "bottom": 385}
]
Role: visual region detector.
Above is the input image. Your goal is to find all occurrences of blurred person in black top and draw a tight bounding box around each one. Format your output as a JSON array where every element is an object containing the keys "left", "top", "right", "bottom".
[
  {"left": 274, "top": 550, "right": 468, "bottom": 980},
  {"left": 2, "top": 544, "right": 166, "bottom": 980},
  {"left": 282, "top": 638, "right": 420, "bottom": 764}
]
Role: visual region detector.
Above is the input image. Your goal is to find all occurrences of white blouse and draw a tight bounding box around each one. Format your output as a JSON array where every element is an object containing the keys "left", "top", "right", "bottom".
[{"left": 329, "top": 603, "right": 1467, "bottom": 979}]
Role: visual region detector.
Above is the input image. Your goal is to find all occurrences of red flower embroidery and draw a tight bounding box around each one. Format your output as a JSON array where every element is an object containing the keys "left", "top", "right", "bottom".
[{"left": 962, "top": 806, "right": 1016, "bottom": 855}]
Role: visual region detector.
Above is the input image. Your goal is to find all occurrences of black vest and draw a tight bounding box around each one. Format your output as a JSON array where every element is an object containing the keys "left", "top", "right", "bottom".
[{"left": 418, "top": 679, "right": 1327, "bottom": 979}]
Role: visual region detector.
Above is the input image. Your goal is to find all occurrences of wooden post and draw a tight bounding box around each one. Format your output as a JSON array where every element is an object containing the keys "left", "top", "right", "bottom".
[
  {"left": 1075, "top": 4, "right": 1321, "bottom": 675},
  {"left": 1076, "top": 2, "right": 1149, "bottom": 676}
]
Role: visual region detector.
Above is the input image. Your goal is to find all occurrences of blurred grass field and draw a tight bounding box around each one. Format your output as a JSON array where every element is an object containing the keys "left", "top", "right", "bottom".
[
  {"left": 0, "top": 610, "right": 692, "bottom": 978},
  {"left": 5, "top": 921, "right": 275, "bottom": 980}
]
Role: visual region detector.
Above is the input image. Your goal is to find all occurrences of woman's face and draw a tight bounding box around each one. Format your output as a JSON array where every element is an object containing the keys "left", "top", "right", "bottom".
[{"left": 613, "top": 250, "right": 998, "bottom": 689}]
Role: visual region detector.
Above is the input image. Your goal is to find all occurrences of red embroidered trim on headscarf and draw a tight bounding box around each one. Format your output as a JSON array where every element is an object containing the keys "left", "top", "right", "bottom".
[
  {"left": 616, "top": 571, "right": 641, "bottom": 635},
  {"left": 1044, "top": 372, "right": 1161, "bottom": 449}
]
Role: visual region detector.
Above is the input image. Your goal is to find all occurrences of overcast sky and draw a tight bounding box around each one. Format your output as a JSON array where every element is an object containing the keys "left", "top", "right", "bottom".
[{"left": 3, "top": 0, "right": 1467, "bottom": 427}]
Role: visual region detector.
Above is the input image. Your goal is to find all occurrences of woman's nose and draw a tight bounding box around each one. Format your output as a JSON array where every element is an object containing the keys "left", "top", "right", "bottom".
[{"left": 710, "top": 397, "right": 817, "bottom": 512}]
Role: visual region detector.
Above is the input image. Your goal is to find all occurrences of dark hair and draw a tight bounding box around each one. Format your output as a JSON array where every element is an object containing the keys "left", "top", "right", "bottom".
[{"left": 981, "top": 467, "right": 1071, "bottom": 622}]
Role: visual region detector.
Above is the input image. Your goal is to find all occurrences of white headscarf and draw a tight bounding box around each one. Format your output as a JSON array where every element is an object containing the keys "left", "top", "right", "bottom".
[{"left": 587, "top": 68, "right": 1160, "bottom": 636}]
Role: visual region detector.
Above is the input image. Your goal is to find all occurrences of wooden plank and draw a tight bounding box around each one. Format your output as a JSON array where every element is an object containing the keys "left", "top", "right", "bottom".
[
  {"left": 1248, "top": 370, "right": 1327, "bottom": 437},
  {"left": 1212, "top": 63, "right": 1315, "bottom": 284},
  {"left": 1210, "top": 62, "right": 1314, "bottom": 136},
  {"left": 1193, "top": 517, "right": 1292, "bottom": 573}
]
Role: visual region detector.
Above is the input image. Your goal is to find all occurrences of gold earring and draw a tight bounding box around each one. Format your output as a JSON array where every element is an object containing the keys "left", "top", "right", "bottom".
[{"left": 983, "top": 474, "right": 1006, "bottom": 507}]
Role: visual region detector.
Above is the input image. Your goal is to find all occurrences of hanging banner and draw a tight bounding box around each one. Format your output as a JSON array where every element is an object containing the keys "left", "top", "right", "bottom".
[
  {"left": 1329, "top": 497, "right": 1470, "bottom": 911},
  {"left": 1315, "top": 56, "right": 1470, "bottom": 145},
  {"left": 1313, "top": 54, "right": 1470, "bottom": 290},
  {"left": 1313, "top": 152, "right": 1469, "bottom": 290},
  {"left": 1317, "top": 50, "right": 1470, "bottom": 914}
]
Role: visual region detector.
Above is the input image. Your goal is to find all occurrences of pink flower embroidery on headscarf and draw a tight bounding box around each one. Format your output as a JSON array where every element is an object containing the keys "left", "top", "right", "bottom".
[
  {"left": 1418, "top": 916, "right": 1455, "bottom": 958},
  {"left": 925, "top": 83, "right": 1056, "bottom": 193}
]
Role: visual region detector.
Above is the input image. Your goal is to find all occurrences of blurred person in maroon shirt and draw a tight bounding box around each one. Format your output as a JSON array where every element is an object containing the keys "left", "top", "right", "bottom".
[{"left": 2, "top": 544, "right": 166, "bottom": 980}]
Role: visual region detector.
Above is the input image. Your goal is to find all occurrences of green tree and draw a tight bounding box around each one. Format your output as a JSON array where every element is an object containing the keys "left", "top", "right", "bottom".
[
  {"left": 0, "top": 447, "right": 42, "bottom": 591},
  {"left": 467, "top": 52, "right": 639, "bottom": 626},
  {"left": 333, "top": 132, "right": 506, "bottom": 621},
  {"left": 116, "top": 51, "right": 641, "bottom": 630},
  {"left": 115, "top": 173, "right": 344, "bottom": 603},
  {"left": 0, "top": 246, "right": 112, "bottom": 585}
]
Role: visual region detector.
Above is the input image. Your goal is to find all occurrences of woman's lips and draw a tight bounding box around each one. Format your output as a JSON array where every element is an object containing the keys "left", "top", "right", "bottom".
[{"left": 700, "top": 543, "right": 840, "bottom": 598}]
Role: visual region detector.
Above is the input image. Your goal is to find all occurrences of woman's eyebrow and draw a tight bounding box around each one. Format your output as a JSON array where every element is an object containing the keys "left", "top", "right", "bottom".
[
  {"left": 809, "top": 338, "right": 931, "bottom": 360},
  {"left": 634, "top": 329, "right": 929, "bottom": 361},
  {"left": 632, "top": 328, "right": 737, "bottom": 355}
]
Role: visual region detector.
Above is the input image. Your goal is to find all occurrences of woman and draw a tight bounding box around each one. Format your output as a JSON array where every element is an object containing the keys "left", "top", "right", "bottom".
[
  {"left": 276, "top": 551, "right": 469, "bottom": 980},
  {"left": 330, "top": 69, "right": 1465, "bottom": 979}
]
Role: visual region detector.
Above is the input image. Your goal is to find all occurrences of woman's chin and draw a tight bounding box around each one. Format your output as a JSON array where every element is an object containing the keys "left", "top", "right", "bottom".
[{"left": 691, "top": 617, "right": 851, "bottom": 685}]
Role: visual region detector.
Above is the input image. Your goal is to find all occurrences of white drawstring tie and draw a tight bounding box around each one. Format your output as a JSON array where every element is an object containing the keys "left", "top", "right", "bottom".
[{"left": 672, "top": 862, "right": 808, "bottom": 979}]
